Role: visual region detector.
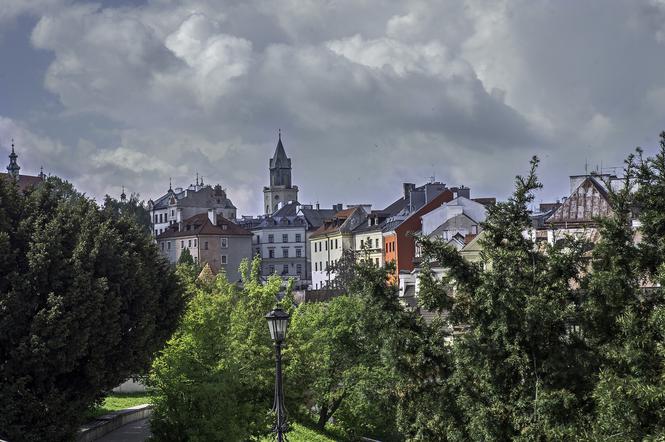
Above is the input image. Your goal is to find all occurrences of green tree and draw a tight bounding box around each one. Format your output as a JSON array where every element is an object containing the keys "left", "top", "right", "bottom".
[
  {"left": 395, "top": 158, "right": 592, "bottom": 440},
  {"left": 101, "top": 193, "right": 152, "bottom": 233},
  {"left": 178, "top": 247, "right": 194, "bottom": 265},
  {"left": 286, "top": 294, "right": 400, "bottom": 439},
  {"left": 149, "top": 257, "right": 286, "bottom": 441},
  {"left": 585, "top": 138, "right": 665, "bottom": 439},
  {"left": 0, "top": 177, "right": 185, "bottom": 442}
]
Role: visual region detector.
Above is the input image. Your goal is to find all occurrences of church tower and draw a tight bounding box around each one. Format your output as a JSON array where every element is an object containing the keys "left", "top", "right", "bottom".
[
  {"left": 6, "top": 140, "right": 20, "bottom": 180},
  {"left": 263, "top": 131, "right": 299, "bottom": 214}
]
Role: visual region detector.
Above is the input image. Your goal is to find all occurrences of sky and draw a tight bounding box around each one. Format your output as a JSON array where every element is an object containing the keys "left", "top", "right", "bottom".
[{"left": 1, "top": 0, "right": 665, "bottom": 216}]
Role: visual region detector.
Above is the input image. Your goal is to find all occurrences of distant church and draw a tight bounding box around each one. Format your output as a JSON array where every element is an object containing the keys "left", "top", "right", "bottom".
[
  {"left": 263, "top": 131, "right": 299, "bottom": 214},
  {"left": 2, "top": 140, "right": 45, "bottom": 192}
]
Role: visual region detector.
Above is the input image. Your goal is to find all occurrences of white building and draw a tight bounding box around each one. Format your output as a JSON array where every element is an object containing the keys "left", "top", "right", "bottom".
[
  {"left": 148, "top": 180, "right": 237, "bottom": 237},
  {"left": 309, "top": 206, "right": 368, "bottom": 289}
]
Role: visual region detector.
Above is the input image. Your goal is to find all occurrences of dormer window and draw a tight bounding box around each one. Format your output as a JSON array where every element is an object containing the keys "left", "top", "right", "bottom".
[{"left": 222, "top": 224, "right": 228, "bottom": 230}]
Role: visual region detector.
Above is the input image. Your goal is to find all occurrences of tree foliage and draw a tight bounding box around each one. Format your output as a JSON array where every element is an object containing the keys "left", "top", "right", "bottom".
[
  {"left": 286, "top": 293, "right": 400, "bottom": 440},
  {"left": 0, "top": 177, "right": 185, "bottom": 442},
  {"left": 585, "top": 135, "right": 665, "bottom": 439},
  {"left": 101, "top": 193, "right": 152, "bottom": 234},
  {"left": 149, "top": 257, "right": 288, "bottom": 441}
]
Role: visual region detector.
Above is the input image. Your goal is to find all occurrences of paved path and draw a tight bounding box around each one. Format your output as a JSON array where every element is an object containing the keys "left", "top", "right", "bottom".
[{"left": 96, "top": 418, "right": 151, "bottom": 442}]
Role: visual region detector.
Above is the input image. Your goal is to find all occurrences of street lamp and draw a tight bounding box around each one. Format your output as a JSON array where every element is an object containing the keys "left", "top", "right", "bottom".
[{"left": 266, "top": 307, "right": 290, "bottom": 441}]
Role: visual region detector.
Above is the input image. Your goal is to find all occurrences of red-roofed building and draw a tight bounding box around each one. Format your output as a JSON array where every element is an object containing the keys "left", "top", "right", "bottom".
[
  {"left": 157, "top": 211, "right": 252, "bottom": 281},
  {"left": 309, "top": 205, "right": 369, "bottom": 289}
]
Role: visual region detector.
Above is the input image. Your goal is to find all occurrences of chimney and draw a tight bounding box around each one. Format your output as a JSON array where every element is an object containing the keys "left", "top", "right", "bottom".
[
  {"left": 403, "top": 183, "right": 415, "bottom": 201},
  {"left": 208, "top": 208, "right": 216, "bottom": 225},
  {"left": 316, "top": 202, "right": 320, "bottom": 210}
]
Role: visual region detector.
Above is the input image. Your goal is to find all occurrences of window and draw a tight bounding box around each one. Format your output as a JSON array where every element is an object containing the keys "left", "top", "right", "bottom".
[
  {"left": 375, "top": 238, "right": 379, "bottom": 248},
  {"left": 154, "top": 229, "right": 158, "bottom": 236},
  {"left": 282, "top": 264, "right": 288, "bottom": 274},
  {"left": 160, "top": 242, "right": 164, "bottom": 251},
  {"left": 194, "top": 257, "right": 198, "bottom": 263},
  {"left": 295, "top": 248, "right": 302, "bottom": 257},
  {"left": 204, "top": 241, "right": 209, "bottom": 250},
  {"left": 315, "top": 262, "right": 318, "bottom": 271},
  {"left": 181, "top": 240, "right": 184, "bottom": 248},
  {"left": 325, "top": 241, "right": 328, "bottom": 251},
  {"left": 269, "top": 264, "right": 275, "bottom": 274},
  {"left": 335, "top": 239, "right": 338, "bottom": 249},
  {"left": 221, "top": 237, "right": 228, "bottom": 248},
  {"left": 194, "top": 239, "right": 197, "bottom": 247},
  {"left": 171, "top": 210, "right": 174, "bottom": 216},
  {"left": 222, "top": 224, "right": 227, "bottom": 230},
  {"left": 282, "top": 248, "right": 288, "bottom": 258},
  {"left": 159, "top": 213, "right": 163, "bottom": 223},
  {"left": 154, "top": 214, "right": 158, "bottom": 223},
  {"left": 221, "top": 255, "right": 228, "bottom": 265},
  {"left": 188, "top": 239, "right": 192, "bottom": 248},
  {"left": 296, "top": 264, "right": 302, "bottom": 274},
  {"left": 282, "top": 234, "right": 288, "bottom": 243},
  {"left": 268, "top": 234, "right": 274, "bottom": 243},
  {"left": 269, "top": 249, "right": 275, "bottom": 258},
  {"left": 167, "top": 241, "right": 171, "bottom": 250},
  {"left": 376, "top": 258, "right": 379, "bottom": 265},
  {"left": 361, "top": 239, "right": 364, "bottom": 248},
  {"left": 295, "top": 233, "right": 301, "bottom": 242}
]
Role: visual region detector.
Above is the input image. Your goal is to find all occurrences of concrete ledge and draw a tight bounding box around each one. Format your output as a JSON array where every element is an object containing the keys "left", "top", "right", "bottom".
[{"left": 77, "top": 404, "right": 153, "bottom": 442}]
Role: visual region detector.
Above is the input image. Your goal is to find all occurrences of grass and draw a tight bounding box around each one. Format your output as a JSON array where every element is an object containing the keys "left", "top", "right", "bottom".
[
  {"left": 260, "top": 420, "right": 348, "bottom": 442},
  {"left": 84, "top": 392, "right": 153, "bottom": 421}
]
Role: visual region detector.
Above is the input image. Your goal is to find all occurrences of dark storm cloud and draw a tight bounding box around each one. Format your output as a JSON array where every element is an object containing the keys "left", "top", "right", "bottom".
[{"left": 1, "top": 0, "right": 665, "bottom": 213}]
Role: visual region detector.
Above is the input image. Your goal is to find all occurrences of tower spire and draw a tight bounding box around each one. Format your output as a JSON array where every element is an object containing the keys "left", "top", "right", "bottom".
[
  {"left": 120, "top": 186, "right": 127, "bottom": 202},
  {"left": 6, "top": 138, "right": 20, "bottom": 179},
  {"left": 169, "top": 177, "right": 172, "bottom": 191}
]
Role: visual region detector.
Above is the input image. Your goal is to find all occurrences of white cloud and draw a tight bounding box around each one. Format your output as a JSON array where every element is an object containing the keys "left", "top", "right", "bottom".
[{"left": 3, "top": 0, "right": 665, "bottom": 214}]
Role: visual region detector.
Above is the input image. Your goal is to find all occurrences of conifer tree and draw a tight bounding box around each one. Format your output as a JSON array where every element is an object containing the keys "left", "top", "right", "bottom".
[
  {"left": 586, "top": 137, "right": 665, "bottom": 439},
  {"left": 0, "top": 177, "right": 185, "bottom": 442},
  {"left": 411, "top": 157, "right": 591, "bottom": 440}
]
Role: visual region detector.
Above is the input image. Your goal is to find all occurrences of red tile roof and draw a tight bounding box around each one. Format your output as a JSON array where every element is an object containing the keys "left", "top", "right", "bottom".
[
  {"left": 157, "top": 213, "right": 251, "bottom": 239},
  {"left": 0, "top": 173, "right": 44, "bottom": 192}
]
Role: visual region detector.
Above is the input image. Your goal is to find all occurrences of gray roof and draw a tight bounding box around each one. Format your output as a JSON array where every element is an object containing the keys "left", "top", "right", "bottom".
[
  {"left": 152, "top": 185, "right": 236, "bottom": 211},
  {"left": 300, "top": 208, "right": 336, "bottom": 229}
]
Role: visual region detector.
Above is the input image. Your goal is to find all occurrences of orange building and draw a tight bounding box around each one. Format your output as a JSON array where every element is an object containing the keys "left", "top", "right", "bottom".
[{"left": 382, "top": 183, "right": 455, "bottom": 283}]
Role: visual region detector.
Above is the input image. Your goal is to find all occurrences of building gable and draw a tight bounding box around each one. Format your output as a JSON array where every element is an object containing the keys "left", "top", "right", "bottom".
[{"left": 546, "top": 176, "right": 612, "bottom": 226}]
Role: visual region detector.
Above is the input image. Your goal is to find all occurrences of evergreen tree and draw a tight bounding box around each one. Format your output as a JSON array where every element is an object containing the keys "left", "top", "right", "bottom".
[
  {"left": 585, "top": 138, "right": 665, "bottom": 439},
  {"left": 402, "top": 158, "right": 592, "bottom": 440},
  {"left": 178, "top": 247, "right": 194, "bottom": 265},
  {"left": 0, "top": 177, "right": 185, "bottom": 442}
]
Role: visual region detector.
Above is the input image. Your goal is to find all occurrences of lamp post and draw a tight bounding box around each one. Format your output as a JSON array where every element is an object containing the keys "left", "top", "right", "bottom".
[{"left": 266, "top": 307, "right": 290, "bottom": 441}]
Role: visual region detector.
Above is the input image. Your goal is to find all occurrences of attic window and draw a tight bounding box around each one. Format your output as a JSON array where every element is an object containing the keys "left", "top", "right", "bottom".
[{"left": 222, "top": 224, "right": 228, "bottom": 230}]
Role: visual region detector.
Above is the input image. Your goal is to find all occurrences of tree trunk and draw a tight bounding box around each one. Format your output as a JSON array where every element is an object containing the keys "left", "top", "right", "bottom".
[{"left": 317, "top": 405, "right": 329, "bottom": 429}]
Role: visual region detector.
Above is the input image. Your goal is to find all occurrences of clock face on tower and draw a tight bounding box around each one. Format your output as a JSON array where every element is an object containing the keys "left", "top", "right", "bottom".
[{"left": 274, "top": 195, "right": 279, "bottom": 200}]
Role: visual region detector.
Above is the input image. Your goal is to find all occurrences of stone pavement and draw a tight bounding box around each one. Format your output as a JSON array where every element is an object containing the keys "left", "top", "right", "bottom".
[{"left": 96, "top": 418, "right": 151, "bottom": 442}]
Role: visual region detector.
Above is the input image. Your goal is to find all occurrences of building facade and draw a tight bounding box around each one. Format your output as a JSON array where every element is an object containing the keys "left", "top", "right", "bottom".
[
  {"left": 149, "top": 181, "right": 237, "bottom": 237},
  {"left": 309, "top": 206, "right": 368, "bottom": 289},
  {"left": 156, "top": 211, "right": 252, "bottom": 282},
  {"left": 263, "top": 133, "right": 299, "bottom": 215},
  {"left": 248, "top": 216, "right": 309, "bottom": 288}
]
